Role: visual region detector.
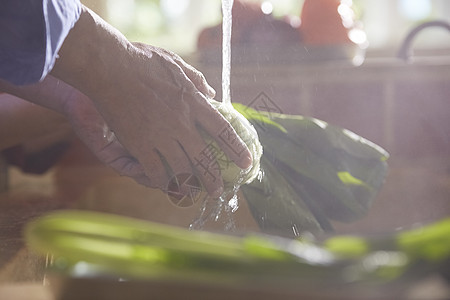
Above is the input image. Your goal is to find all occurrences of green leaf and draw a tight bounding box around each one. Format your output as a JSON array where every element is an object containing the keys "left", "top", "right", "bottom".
[
  {"left": 397, "top": 218, "right": 450, "bottom": 262},
  {"left": 337, "top": 172, "right": 371, "bottom": 190},
  {"left": 232, "top": 103, "right": 287, "bottom": 133},
  {"left": 241, "top": 156, "right": 323, "bottom": 237},
  {"left": 324, "top": 236, "right": 370, "bottom": 258}
]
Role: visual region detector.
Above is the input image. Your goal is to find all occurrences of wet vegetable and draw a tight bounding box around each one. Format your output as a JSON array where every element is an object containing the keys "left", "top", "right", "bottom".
[
  {"left": 205, "top": 100, "right": 263, "bottom": 189},
  {"left": 234, "top": 104, "right": 389, "bottom": 236}
]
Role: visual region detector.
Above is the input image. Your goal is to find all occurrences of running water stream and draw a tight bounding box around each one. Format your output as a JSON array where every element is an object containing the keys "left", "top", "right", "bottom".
[
  {"left": 221, "top": 0, "right": 234, "bottom": 105},
  {"left": 189, "top": 0, "right": 239, "bottom": 232}
]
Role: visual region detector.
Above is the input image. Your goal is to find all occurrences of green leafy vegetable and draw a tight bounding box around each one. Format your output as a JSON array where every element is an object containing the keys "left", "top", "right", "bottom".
[
  {"left": 204, "top": 100, "right": 263, "bottom": 189},
  {"left": 25, "top": 211, "right": 450, "bottom": 287},
  {"left": 233, "top": 103, "right": 389, "bottom": 236}
]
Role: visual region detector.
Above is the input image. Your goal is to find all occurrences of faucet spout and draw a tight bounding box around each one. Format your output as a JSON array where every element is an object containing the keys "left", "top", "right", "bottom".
[{"left": 397, "top": 20, "right": 450, "bottom": 62}]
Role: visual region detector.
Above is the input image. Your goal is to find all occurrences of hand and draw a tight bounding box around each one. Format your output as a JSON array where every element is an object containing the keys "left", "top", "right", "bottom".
[
  {"left": 89, "top": 42, "right": 253, "bottom": 196},
  {"left": 60, "top": 82, "right": 150, "bottom": 186},
  {"left": 51, "top": 7, "right": 253, "bottom": 197}
]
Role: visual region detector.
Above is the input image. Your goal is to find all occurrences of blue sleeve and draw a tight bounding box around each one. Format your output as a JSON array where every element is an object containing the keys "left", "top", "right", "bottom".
[{"left": 0, "top": 0, "right": 82, "bottom": 85}]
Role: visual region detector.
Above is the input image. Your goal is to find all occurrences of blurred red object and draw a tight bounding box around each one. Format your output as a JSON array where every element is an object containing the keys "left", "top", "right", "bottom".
[
  {"left": 197, "top": 0, "right": 302, "bottom": 50},
  {"left": 300, "top": 0, "right": 352, "bottom": 45}
]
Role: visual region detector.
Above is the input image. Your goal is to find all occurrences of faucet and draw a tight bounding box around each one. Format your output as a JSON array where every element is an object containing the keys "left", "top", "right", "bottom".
[{"left": 397, "top": 20, "right": 450, "bottom": 62}]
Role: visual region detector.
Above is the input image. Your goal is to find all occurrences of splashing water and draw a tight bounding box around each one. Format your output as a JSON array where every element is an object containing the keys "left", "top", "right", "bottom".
[
  {"left": 189, "top": 0, "right": 247, "bottom": 232},
  {"left": 189, "top": 195, "right": 237, "bottom": 232},
  {"left": 189, "top": 172, "right": 245, "bottom": 232}
]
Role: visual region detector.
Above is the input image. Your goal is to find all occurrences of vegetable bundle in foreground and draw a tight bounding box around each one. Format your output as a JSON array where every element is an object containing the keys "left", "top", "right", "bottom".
[
  {"left": 25, "top": 211, "right": 450, "bottom": 289},
  {"left": 233, "top": 104, "right": 389, "bottom": 237}
]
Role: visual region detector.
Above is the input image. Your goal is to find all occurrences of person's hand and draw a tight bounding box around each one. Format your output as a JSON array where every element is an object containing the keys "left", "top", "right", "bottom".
[
  {"left": 51, "top": 7, "right": 253, "bottom": 197},
  {"left": 60, "top": 83, "right": 150, "bottom": 185},
  {"left": 0, "top": 76, "right": 146, "bottom": 183},
  {"left": 88, "top": 42, "right": 253, "bottom": 197}
]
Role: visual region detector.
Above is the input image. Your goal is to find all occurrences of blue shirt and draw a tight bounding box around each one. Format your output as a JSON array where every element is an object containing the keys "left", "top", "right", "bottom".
[{"left": 0, "top": 0, "right": 81, "bottom": 85}]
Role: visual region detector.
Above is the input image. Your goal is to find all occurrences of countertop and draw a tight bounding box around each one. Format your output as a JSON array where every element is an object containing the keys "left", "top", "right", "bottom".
[
  {"left": 0, "top": 142, "right": 450, "bottom": 300},
  {"left": 1, "top": 135, "right": 450, "bottom": 299}
]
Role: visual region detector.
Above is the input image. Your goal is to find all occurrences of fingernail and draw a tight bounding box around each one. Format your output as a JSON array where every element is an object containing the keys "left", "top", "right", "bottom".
[
  {"left": 243, "top": 153, "right": 253, "bottom": 169},
  {"left": 207, "top": 85, "right": 216, "bottom": 97}
]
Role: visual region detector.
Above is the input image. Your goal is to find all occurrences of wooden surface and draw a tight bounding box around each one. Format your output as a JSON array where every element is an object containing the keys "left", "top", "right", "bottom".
[{"left": 0, "top": 284, "right": 53, "bottom": 300}]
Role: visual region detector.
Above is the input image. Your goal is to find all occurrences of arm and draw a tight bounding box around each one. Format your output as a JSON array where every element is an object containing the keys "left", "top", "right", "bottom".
[
  {"left": 0, "top": 93, "right": 69, "bottom": 151},
  {"left": 0, "top": 4, "right": 252, "bottom": 197},
  {"left": 0, "top": 76, "right": 148, "bottom": 184}
]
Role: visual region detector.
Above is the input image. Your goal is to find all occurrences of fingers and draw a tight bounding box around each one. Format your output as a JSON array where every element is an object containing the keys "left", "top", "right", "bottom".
[
  {"left": 195, "top": 100, "right": 253, "bottom": 171},
  {"left": 92, "top": 138, "right": 152, "bottom": 186},
  {"left": 100, "top": 137, "right": 222, "bottom": 199},
  {"left": 153, "top": 44, "right": 216, "bottom": 99},
  {"left": 153, "top": 138, "right": 224, "bottom": 199},
  {"left": 166, "top": 55, "right": 216, "bottom": 99},
  {"left": 138, "top": 151, "right": 170, "bottom": 191},
  {"left": 157, "top": 140, "right": 191, "bottom": 178},
  {"left": 178, "top": 62, "right": 216, "bottom": 99},
  {"left": 132, "top": 42, "right": 215, "bottom": 99},
  {"left": 177, "top": 133, "right": 224, "bottom": 198},
  {"left": 210, "top": 121, "right": 253, "bottom": 171}
]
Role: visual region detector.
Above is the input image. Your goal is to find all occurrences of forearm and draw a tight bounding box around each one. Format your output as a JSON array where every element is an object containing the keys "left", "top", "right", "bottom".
[
  {"left": 0, "top": 77, "right": 72, "bottom": 113},
  {"left": 50, "top": 5, "right": 133, "bottom": 100},
  {"left": 0, "top": 93, "right": 69, "bottom": 150},
  {"left": 0, "top": 75, "right": 85, "bottom": 150}
]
